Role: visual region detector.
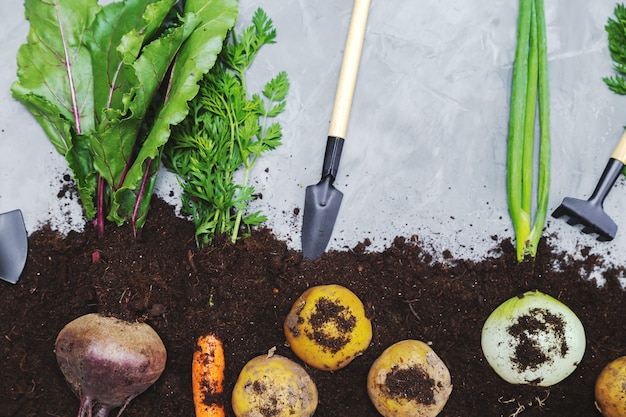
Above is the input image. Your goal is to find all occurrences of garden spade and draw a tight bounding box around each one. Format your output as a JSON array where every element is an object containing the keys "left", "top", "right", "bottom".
[
  {"left": 302, "top": 0, "right": 370, "bottom": 259},
  {"left": 552, "top": 129, "right": 626, "bottom": 241},
  {"left": 0, "top": 209, "right": 28, "bottom": 284}
]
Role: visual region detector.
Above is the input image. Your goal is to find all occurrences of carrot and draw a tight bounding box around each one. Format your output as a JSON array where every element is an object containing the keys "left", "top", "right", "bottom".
[{"left": 192, "top": 334, "right": 225, "bottom": 417}]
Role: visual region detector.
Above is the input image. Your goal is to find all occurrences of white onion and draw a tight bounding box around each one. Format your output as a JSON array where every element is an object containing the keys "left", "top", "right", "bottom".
[{"left": 481, "top": 290, "right": 585, "bottom": 386}]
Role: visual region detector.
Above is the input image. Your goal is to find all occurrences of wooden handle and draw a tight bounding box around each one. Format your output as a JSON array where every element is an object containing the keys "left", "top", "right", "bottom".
[
  {"left": 328, "top": 0, "right": 370, "bottom": 139},
  {"left": 611, "top": 129, "right": 626, "bottom": 163}
]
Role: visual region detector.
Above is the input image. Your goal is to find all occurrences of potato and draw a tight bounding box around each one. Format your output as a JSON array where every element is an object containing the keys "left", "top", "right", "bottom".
[
  {"left": 595, "top": 355, "right": 626, "bottom": 417},
  {"left": 284, "top": 284, "right": 372, "bottom": 371},
  {"left": 231, "top": 352, "right": 318, "bottom": 417},
  {"left": 367, "top": 340, "right": 452, "bottom": 417}
]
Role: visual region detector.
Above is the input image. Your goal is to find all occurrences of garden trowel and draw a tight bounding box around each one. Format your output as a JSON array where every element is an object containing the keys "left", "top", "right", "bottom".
[
  {"left": 552, "top": 129, "right": 626, "bottom": 241},
  {"left": 0, "top": 209, "right": 28, "bottom": 284},
  {"left": 302, "top": 0, "right": 370, "bottom": 259}
]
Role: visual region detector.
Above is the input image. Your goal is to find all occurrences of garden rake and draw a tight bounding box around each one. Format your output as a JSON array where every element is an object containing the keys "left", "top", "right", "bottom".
[{"left": 552, "top": 130, "right": 626, "bottom": 241}]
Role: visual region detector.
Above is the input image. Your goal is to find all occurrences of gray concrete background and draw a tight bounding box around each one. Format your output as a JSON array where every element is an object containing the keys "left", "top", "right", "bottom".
[{"left": 1, "top": 1, "right": 625, "bottom": 283}]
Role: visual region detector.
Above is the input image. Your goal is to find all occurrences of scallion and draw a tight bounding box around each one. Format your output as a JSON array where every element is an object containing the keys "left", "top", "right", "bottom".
[{"left": 507, "top": 0, "right": 551, "bottom": 262}]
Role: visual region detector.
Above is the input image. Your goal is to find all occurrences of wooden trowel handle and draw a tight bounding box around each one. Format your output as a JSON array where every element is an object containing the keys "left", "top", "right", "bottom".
[
  {"left": 611, "top": 129, "right": 626, "bottom": 163},
  {"left": 328, "top": 0, "right": 370, "bottom": 139}
]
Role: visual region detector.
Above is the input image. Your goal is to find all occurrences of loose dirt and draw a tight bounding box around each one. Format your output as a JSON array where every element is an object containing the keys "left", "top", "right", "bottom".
[{"left": 0, "top": 197, "right": 624, "bottom": 417}]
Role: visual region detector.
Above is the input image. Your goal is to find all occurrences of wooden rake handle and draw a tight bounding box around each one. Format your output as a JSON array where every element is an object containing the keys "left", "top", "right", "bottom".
[
  {"left": 611, "top": 129, "right": 626, "bottom": 164},
  {"left": 328, "top": 0, "right": 371, "bottom": 139}
]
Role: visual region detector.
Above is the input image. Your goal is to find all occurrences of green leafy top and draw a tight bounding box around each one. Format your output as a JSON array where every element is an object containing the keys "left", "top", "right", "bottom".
[
  {"left": 605, "top": 3, "right": 626, "bottom": 94},
  {"left": 164, "top": 8, "right": 289, "bottom": 246},
  {"left": 11, "top": 0, "right": 238, "bottom": 236}
]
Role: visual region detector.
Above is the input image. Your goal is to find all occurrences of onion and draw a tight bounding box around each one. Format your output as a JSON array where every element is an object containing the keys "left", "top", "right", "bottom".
[
  {"left": 55, "top": 313, "right": 167, "bottom": 417},
  {"left": 481, "top": 290, "right": 585, "bottom": 386}
]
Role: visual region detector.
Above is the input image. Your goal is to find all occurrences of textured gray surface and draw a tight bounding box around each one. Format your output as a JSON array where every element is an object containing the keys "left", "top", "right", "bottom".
[{"left": 1, "top": 1, "right": 625, "bottom": 279}]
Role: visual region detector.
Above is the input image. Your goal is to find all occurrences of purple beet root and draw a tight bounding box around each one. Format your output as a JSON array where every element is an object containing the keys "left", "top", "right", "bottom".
[{"left": 55, "top": 313, "right": 167, "bottom": 417}]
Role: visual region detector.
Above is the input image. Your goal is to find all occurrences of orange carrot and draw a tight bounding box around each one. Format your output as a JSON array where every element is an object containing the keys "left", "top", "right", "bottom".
[{"left": 192, "top": 334, "right": 225, "bottom": 417}]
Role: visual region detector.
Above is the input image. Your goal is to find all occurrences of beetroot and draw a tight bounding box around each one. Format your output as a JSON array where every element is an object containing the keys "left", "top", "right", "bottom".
[{"left": 55, "top": 313, "right": 167, "bottom": 417}]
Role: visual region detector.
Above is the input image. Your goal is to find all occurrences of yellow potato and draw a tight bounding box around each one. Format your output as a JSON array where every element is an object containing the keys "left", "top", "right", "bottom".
[
  {"left": 595, "top": 355, "right": 626, "bottom": 417},
  {"left": 231, "top": 352, "right": 318, "bottom": 417},
  {"left": 367, "top": 340, "right": 452, "bottom": 417},
  {"left": 284, "top": 284, "right": 372, "bottom": 371}
]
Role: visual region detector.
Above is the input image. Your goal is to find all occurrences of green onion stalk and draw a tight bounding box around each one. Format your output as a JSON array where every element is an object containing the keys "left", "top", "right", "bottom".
[{"left": 507, "top": 0, "right": 551, "bottom": 262}]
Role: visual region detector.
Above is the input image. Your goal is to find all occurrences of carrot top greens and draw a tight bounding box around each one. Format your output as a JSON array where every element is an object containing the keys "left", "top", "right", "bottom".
[
  {"left": 164, "top": 8, "right": 289, "bottom": 246},
  {"left": 604, "top": 3, "right": 626, "bottom": 94}
]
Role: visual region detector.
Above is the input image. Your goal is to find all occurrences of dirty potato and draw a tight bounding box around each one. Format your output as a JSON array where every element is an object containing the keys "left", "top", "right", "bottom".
[
  {"left": 284, "top": 284, "right": 372, "bottom": 371},
  {"left": 367, "top": 339, "right": 452, "bottom": 417},
  {"left": 231, "top": 352, "right": 318, "bottom": 417},
  {"left": 595, "top": 355, "right": 626, "bottom": 417}
]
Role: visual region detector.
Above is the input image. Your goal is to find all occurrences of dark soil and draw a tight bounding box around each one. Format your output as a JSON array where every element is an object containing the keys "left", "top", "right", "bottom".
[{"left": 1, "top": 197, "right": 624, "bottom": 417}]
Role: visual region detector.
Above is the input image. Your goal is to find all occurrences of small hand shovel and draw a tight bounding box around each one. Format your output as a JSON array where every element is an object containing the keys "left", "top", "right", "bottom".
[
  {"left": 0, "top": 209, "right": 28, "bottom": 283},
  {"left": 302, "top": 0, "right": 370, "bottom": 259},
  {"left": 552, "top": 130, "right": 626, "bottom": 241}
]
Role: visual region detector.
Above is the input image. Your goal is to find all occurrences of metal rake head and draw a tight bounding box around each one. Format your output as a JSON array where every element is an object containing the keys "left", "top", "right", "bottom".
[{"left": 552, "top": 197, "right": 617, "bottom": 242}]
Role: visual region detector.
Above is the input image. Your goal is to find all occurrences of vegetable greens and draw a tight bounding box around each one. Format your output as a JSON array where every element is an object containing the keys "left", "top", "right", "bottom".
[
  {"left": 604, "top": 3, "right": 626, "bottom": 94},
  {"left": 603, "top": 4, "right": 626, "bottom": 181},
  {"left": 507, "top": 0, "right": 551, "bottom": 262},
  {"left": 11, "top": 0, "right": 238, "bottom": 236},
  {"left": 163, "top": 8, "right": 289, "bottom": 246}
]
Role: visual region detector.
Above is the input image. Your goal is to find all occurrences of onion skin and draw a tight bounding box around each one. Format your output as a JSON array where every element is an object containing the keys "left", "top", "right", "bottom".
[{"left": 55, "top": 313, "right": 167, "bottom": 417}]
